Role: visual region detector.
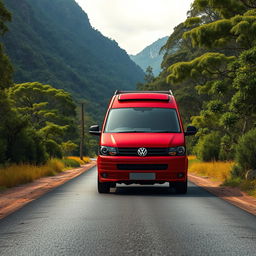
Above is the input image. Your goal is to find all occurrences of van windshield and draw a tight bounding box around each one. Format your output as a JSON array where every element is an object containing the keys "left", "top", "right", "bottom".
[{"left": 104, "top": 108, "right": 181, "bottom": 133}]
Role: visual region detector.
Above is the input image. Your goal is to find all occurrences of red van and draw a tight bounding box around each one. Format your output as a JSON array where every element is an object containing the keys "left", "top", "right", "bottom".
[{"left": 89, "top": 91, "right": 197, "bottom": 194}]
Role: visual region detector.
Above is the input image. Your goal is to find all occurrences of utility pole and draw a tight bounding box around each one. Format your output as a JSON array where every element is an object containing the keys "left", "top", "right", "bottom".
[{"left": 80, "top": 102, "right": 85, "bottom": 160}]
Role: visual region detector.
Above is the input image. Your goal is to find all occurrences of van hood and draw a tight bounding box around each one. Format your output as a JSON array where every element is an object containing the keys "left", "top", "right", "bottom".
[{"left": 101, "top": 133, "right": 185, "bottom": 148}]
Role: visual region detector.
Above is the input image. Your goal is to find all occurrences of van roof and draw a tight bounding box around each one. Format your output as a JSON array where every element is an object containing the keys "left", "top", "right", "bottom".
[
  {"left": 111, "top": 91, "right": 178, "bottom": 109},
  {"left": 118, "top": 93, "right": 170, "bottom": 102},
  {"left": 114, "top": 90, "right": 173, "bottom": 95}
]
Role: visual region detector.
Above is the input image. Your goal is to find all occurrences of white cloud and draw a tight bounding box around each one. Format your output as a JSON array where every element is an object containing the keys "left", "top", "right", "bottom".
[{"left": 75, "top": 0, "right": 193, "bottom": 54}]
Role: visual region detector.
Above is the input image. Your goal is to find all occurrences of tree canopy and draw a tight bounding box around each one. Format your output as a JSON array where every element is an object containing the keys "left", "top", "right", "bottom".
[
  {"left": 0, "top": 0, "right": 79, "bottom": 164},
  {"left": 0, "top": 0, "right": 11, "bottom": 35},
  {"left": 0, "top": 0, "right": 12, "bottom": 89}
]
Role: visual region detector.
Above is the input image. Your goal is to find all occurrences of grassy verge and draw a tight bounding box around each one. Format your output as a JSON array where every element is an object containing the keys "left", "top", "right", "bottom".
[
  {"left": 66, "top": 156, "right": 91, "bottom": 165},
  {"left": 224, "top": 178, "right": 256, "bottom": 197},
  {"left": 188, "top": 155, "right": 256, "bottom": 197},
  {"left": 0, "top": 159, "right": 64, "bottom": 189},
  {"left": 189, "top": 158, "right": 234, "bottom": 182},
  {"left": 0, "top": 157, "right": 91, "bottom": 190},
  {"left": 188, "top": 155, "right": 201, "bottom": 167}
]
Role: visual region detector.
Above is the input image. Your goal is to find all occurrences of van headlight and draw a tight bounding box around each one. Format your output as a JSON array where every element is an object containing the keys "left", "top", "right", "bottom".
[
  {"left": 168, "top": 146, "right": 186, "bottom": 156},
  {"left": 100, "top": 146, "right": 118, "bottom": 156}
]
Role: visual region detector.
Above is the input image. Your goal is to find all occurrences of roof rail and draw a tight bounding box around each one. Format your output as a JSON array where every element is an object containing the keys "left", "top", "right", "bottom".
[{"left": 114, "top": 90, "right": 173, "bottom": 95}]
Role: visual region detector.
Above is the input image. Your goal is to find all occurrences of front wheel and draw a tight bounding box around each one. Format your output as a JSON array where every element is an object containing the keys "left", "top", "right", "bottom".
[
  {"left": 171, "top": 179, "right": 187, "bottom": 194},
  {"left": 98, "top": 177, "right": 111, "bottom": 193}
]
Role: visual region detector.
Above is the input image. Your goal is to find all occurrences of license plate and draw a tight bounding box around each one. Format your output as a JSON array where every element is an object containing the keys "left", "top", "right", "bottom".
[{"left": 129, "top": 173, "right": 156, "bottom": 180}]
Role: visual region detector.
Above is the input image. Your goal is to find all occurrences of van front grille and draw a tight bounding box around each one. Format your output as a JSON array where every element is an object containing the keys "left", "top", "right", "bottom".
[
  {"left": 118, "top": 148, "right": 168, "bottom": 156},
  {"left": 117, "top": 164, "right": 168, "bottom": 170}
]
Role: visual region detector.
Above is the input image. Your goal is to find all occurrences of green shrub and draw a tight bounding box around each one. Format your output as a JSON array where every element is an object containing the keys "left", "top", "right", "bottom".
[
  {"left": 230, "top": 164, "right": 243, "bottom": 177},
  {"left": 47, "top": 158, "right": 65, "bottom": 174},
  {"left": 235, "top": 128, "right": 256, "bottom": 176},
  {"left": 61, "top": 140, "right": 78, "bottom": 157},
  {"left": 0, "top": 137, "right": 7, "bottom": 164},
  {"left": 45, "top": 139, "right": 62, "bottom": 159},
  {"left": 195, "top": 132, "right": 221, "bottom": 161},
  {"left": 219, "top": 135, "right": 235, "bottom": 161},
  {"left": 10, "top": 128, "right": 47, "bottom": 165},
  {"left": 61, "top": 158, "right": 80, "bottom": 168},
  {"left": 0, "top": 93, "right": 47, "bottom": 165}
]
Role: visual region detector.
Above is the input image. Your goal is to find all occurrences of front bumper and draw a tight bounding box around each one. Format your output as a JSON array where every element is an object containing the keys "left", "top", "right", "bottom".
[{"left": 97, "top": 155, "right": 188, "bottom": 183}]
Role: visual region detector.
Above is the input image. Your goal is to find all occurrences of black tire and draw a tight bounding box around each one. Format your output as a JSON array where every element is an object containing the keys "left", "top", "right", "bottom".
[
  {"left": 173, "top": 180, "right": 187, "bottom": 194},
  {"left": 98, "top": 178, "right": 111, "bottom": 193}
]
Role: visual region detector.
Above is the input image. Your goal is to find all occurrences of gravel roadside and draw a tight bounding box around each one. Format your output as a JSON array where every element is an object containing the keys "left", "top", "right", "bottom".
[{"left": 188, "top": 173, "right": 256, "bottom": 216}]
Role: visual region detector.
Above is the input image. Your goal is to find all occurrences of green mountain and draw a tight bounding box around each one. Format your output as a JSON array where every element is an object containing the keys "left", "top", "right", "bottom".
[
  {"left": 1, "top": 0, "right": 144, "bottom": 119},
  {"left": 130, "top": 36, "right": 173, "bottom": 76}
]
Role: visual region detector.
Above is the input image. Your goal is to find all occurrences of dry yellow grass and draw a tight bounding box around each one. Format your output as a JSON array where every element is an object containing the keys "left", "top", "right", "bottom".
[
  {"left": 0, "top": 159, "right": 64, "bottom": 188},
  {"left": 187, "top": 155, "right": 197, "bottom": 160},
  {"left": 188, "top": 156, "right": 256, "bottom": 197},
  {"left": 189, "top": 161, "right": 234, "bottom": 182},
  {"left": 67, "top": 156, "right": 91, "bottom": 165}
]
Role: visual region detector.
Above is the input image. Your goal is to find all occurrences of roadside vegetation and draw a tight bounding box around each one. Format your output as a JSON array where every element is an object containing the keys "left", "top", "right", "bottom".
[
  {"left": 66, "top": 156, "right": 91, "bottom": 165},
  {"left": 224, "top": 178, "right": 256, "bottom": 197},
  {"left": 0, "top": 157, "right": 91, "bottom": 189},
  {"left": 188, "top": 156, "right": 256, "bottom": 197},
  {"left": 140, "top": 1, "right": 256, "bottom": 188},
  {"left": 0, "top": 159, "right": 64, "bottom": 188},
  {"left": 0, "top": 1, "right": 92, "bottom": 190},
  {"left": 61, "top": 156, "right": 91, "bottom": 169},
  {"left": 188, "top": 156, "right": 234, "bottom": 182},
  {"left": 0, "top": 0, "right": 93, "bottom": 167}
]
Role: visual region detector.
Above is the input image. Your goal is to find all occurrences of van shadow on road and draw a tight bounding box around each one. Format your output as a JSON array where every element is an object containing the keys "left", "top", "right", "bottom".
[{"left": 113, "top": 184, "right": 243, "bottom": 198}]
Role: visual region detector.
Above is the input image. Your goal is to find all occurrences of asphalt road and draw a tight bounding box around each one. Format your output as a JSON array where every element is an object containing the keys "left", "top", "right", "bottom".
[{"left": 0, "top": 166, "right": 256, "bottom": 256}]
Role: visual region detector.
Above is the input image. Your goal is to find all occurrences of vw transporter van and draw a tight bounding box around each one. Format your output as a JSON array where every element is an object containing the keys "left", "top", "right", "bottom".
[{"left": 89, "top": 91, "right": 197, "bottom": 194}]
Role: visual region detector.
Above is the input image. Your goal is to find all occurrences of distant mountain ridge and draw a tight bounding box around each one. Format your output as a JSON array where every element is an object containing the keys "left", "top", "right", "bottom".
[
  {"left": 1, "top": 0, "right": 144, "bottom": 119},
  {"left": 130, "top": 36, "right": 169, "bottom": 76}
]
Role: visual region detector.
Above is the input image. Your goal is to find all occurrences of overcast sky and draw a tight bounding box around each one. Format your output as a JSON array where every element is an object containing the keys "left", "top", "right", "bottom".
[{"left": 75, "top": 0, "right": 193, "bottom": 55}]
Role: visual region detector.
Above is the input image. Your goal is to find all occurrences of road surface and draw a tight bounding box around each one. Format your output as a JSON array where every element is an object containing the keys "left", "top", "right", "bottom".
[{"left": 0, "top": 166, "right": 255, "bottom": 255}]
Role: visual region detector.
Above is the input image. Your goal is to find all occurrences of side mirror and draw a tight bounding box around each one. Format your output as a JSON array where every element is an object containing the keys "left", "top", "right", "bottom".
[
  {"left": 89, "top": 125, "right": 101, "bottom": 136},
  {"left": 185, "top": 126, "right": 197, "bottom": 136}
]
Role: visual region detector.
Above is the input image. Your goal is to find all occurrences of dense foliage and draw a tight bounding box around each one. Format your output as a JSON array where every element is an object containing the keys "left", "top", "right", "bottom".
[
  {"left": 0, "top": 0, "right": 79, "bottom": 164},
  {"left": 9, "top": 82, "right": 78, "bottom": 159},
  {"left": 235, "top": 129, "right": 256, "bottom": 176},
  {"left": 139, "top": 0, "right": 256, "bottom": 177}
]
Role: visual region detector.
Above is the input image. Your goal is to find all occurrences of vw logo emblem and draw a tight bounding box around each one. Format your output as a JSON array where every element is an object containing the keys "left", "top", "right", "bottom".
[{"left": 137, "top": 147, "right": 147, "bottom": 157}]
